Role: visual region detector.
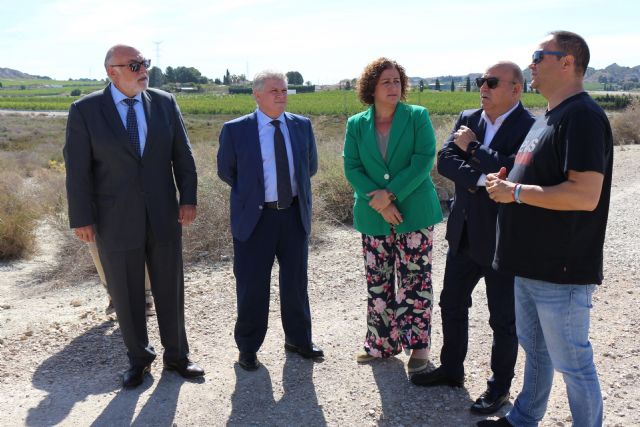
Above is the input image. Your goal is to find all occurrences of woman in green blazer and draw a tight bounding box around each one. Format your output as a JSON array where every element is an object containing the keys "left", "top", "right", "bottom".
[{"left": 343, "top": 58, "right": 443, "bottom": 373}]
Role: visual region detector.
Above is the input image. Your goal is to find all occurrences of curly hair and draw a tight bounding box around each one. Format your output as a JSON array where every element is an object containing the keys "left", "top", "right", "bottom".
[{"left": 356, "top": 57, "right": 409, "bottom": 105}]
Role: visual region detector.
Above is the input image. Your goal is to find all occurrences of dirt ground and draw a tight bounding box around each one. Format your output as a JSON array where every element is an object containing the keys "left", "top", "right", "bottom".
[{"left": 1, "top": 145, "right": 638, "bottom": 427}]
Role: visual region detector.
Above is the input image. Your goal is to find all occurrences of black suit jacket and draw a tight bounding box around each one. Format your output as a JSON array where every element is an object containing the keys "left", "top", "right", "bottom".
[
  {"left": 63, "top": 85, "right": 197, "bottom": 251},
  {"left": 437, "top": 102, "right": 534, "bottom": 266}
]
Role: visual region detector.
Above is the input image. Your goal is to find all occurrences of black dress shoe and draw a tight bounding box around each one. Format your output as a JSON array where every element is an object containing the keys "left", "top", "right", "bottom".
[
  {"left": 163, "top": 359, "right": 205, "bottom": 378},
  {"left": 476, "top": 417, "right": 512, "bottom": 426},
  {"left": 470, "top": 389, "right": 510, "bottom": 414},
  {"left": 284, "top": 342, "right": 324, "bottom": 359},
  {"left": 122, "top": 364, "right": 151, "bottom": 388},
  {"left": 410, "top": 366, "right": 464, "bottom": 387},
  {"left": 238, "top": 352, "right": 260, "bottom": 371}
]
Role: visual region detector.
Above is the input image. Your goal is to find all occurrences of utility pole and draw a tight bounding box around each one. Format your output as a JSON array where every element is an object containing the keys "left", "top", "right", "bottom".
[{"left": 153, "top": 41, "right": 163, "bottom": 70}]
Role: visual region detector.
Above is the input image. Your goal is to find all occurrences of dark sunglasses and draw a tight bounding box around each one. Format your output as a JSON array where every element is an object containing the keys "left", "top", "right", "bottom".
[
  {"left": 110, "top": 59, "right": 151, "bottom": 72},
  {"left": 531, "top": 50, "right": 565, "bottom": 65},
  {"left": 475, "top": 77, "right": 514, "bottom": 89}
]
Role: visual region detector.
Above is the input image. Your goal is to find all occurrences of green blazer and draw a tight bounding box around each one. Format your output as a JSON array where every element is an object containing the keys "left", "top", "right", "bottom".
[{"left": 343, "top": 102, "right": 443, "bottom": 236}]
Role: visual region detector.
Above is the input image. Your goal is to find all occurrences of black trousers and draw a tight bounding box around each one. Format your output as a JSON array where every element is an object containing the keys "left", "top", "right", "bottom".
[
  {"left": 439, "top": 240, "right": 517, "bottom": 394},
  {"left": 98, "top": 219, "right": 189, "bottom": 367},
  {"left": 232, "top": 205, "right": 312, "bottom": 353}
]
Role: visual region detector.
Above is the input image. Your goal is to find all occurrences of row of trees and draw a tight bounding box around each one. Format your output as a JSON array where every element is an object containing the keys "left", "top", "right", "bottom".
[{"left": 147, "top": 67, "right": 308, "bottom": 88}]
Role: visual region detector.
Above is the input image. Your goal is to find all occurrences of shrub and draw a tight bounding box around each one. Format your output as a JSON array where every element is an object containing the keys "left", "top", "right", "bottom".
[
  {"left": 0, "top": 173, "right": 38, "bottom": 259},
  {"left": 611, "top": 98, "right": 640, "bottom": 145},
  {"left": 70, "top": 89, "right": 81, "bottom": 96}
]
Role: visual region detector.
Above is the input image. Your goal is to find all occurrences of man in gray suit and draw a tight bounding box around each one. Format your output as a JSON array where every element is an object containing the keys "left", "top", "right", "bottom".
[{"left": 64, "top": 44, "right": 203, "bottom": 388}]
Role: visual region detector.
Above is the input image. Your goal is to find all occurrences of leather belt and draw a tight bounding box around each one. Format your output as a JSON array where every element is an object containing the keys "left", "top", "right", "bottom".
[{"left": 264, "top": 196, "right": 298, "bottom": 210}]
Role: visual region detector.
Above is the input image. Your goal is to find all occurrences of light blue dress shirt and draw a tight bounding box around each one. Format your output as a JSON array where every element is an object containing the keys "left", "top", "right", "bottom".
[
  {"left": 110, "top": 83, "right": 148, "bottom": 155},
  {"left": 256, "top": 108, "right": 298, "bottom": 202}
]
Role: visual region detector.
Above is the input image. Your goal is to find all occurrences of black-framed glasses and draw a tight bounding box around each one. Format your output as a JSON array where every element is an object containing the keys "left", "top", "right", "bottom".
[
  {"left": 531, "top": 50, "right": 565, "bottom": 65},
  {"left": 109, "top": 59, "right": 151, "bottom": 72},
  {"left": 475, "top": 77, "right": 514, "bottom": 89}
]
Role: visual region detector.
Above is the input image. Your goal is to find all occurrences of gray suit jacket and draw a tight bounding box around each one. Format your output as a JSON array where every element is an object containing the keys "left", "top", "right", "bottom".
[{"left": 63, "top": 84, "right": 197, "bottom": 251}]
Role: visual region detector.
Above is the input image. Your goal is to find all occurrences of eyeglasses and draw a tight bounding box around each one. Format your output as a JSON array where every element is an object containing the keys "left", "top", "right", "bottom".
[
  {"left": 109, "top": 59, "right": 151, "bottom": 73},
  {"left": 531, "top": 50, "right": 565, "bottom": 65},
  {"left": 475, "top": 77, "right": 515, "bottom": 89}
]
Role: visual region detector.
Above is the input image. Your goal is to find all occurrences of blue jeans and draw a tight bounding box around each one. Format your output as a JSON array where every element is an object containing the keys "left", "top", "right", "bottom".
[{"left": 507, "top": 277, "right": 602, "bottom": 427}]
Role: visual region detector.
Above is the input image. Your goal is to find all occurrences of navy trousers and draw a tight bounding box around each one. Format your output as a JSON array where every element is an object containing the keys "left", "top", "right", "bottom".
[
  {"left": 232, "top": 205, "right": 312, "bottom": 353},
  {"left": 439, "top": 239, "right": 517, "bottom": 394}
]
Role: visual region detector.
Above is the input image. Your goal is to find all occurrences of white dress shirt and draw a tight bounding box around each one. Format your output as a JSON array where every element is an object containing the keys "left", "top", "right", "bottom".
[
  {"left": 110, "top": 84, "right": 148, "bottom": 155},
  {"left": 476, "top": 102, "right": 519, "bottom": 186},
  {"left": 256, "top": 108, "right": 298, "bottom": 202}
]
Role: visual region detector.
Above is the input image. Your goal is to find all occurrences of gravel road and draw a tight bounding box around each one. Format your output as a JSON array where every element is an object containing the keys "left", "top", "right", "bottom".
[{"left": 0, "top": 145, "right": 638, "bottom": 426}]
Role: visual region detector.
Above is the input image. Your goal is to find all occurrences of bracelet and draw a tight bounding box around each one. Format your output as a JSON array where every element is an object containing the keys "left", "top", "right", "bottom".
[{"left": 514, "top": 184, "right": 523, "bottom": 204}]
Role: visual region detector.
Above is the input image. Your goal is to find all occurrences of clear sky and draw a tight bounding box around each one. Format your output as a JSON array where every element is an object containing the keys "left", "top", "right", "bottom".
[{"left": 1, "top": 0, "right": 638, "bottom": 84}]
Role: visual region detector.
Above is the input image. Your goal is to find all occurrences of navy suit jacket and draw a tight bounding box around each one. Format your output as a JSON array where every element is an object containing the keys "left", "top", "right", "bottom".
[
  {"left": 437, "top": 102, "right": 534, "bottom": 266},
  {"left": 217, "top": 111, "right": 318, "bottom": 242}
]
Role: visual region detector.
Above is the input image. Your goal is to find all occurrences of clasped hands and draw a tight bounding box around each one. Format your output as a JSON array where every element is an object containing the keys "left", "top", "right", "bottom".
[
  {"left": 486, "top": 167, "right": 516, "bottom": 203},
  {"left": 367, "top": 189, "right": 403, "bottom": 226}
]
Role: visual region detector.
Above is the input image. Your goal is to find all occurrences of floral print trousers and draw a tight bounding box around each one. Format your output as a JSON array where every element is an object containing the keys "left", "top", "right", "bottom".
[{"left": 361, "top": 227, "right": 434, "bottom": 358}]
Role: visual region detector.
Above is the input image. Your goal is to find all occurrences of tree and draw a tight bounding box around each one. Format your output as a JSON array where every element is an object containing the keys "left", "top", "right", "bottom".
[
  {"left": 165, "top": 66, "right": 176, "bottom": 83},
  {"left": 214, "top": 78, "right": 222, "bottom": 85},
  {"left": 435, "top": 78, "right": 441, "bottom": 91},
  {"left": 450, "top": 80, "right": 455, "bottom": 92},
  {"left": 286, "top": 71, "right": 303, "bottom": 85},
  {"left": 523, "top": 78, "right": 528, "bottom": 93},
  {"left": 148, "top": 66, "right": 164, "bottom": 87},
  {"left": 223, "top": 69, "right": 231, "bottom": 85},
  {"left": 305, "top": 80, "right": 312, "bottom": 86},
  {"left": 419, "top": 79, "right": 424, "bottom": 92},
  {"left": 465, "top": 76, "right": 471, "bottom": 92}
]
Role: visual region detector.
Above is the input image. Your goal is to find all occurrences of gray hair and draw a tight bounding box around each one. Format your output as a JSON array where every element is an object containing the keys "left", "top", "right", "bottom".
[
  {"left": 253, "top": 70, "right": 287, "bottom": 91},
  {"left": 490, "top": 61, "right": 524, "bottom": 85}
]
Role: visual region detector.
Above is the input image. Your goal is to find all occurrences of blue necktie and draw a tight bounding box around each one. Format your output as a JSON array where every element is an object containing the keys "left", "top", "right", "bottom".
[
  {"left": 271, "top": 120, "right": 293, "bottom": 208},
  {"left": 123, "top": 98, "right": 141, "bottom": 157}
]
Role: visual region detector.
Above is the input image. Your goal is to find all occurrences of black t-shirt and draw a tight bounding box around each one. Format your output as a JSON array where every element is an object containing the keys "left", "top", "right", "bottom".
[{"left": 493, "top": 92, "right": 613, "bottom": 284}]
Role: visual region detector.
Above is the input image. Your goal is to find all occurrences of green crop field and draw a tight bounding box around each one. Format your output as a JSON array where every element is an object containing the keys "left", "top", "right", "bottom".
[{"left": 0, "top": 87, "right": 549, "bottom": 116}]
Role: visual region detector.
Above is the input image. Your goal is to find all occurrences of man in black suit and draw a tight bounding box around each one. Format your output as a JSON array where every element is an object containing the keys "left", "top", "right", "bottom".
[
  {"left": 411, "top": 61, "right": 534, "bottom": 414},
  {"left": 64, "top": 44, "right": 203, "bottom": 388}
]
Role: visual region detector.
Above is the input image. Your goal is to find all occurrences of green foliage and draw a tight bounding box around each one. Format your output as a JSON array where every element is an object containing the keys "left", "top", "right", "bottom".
[
  {"left": 435, "top": 78, "right": 441, "bottom": 91},
  {"left": 592, "top": 94, "right": 633, "bottom": 110},
  {"left": 450, "top": 80, "right": 455, "bottom": 92},
  {"left": 286, "top": 71, "right": 304, "bottom": 85},
  {"left": 70, "top": 89, "right": 81, "bottom": 96},
  {"left": 149, "top": 66, "right": 164, "bottom": 87},
  {"left": 465, "top": 76, "right": 471, "bottom": 92},
  {"left": 0, "top": 90, "right": 551, "bottom": 115}
]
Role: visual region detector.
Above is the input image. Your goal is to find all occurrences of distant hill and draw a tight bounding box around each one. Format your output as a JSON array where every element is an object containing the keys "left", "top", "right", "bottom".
[
  {"left": 0, "top": 67, "right": 50, "bottom": 80},
  {"left": 413, "top": 63, "right": 640, "bottom": 90}
]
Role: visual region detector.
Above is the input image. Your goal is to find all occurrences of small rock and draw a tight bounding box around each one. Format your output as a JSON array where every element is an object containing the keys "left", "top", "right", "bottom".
[
  {"left": 0, "top": 304, "right": 10, "bottom": 309},
  {"left": 71, "top": 299, "right": 82, "bottom": 307}
]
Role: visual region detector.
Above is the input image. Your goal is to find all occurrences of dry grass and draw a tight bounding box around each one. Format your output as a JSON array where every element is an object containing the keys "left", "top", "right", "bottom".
[
  {"left": 1, "top": 111, "right": 456, "bottom": 267},
  {"left": 611, "top": 98, "right": 640, "bottom": 146}
]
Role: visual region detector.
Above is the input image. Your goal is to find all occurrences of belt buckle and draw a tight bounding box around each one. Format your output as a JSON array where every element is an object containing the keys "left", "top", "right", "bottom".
[{"left": 276, "top": 201, "right": 286, "bottom": 210}]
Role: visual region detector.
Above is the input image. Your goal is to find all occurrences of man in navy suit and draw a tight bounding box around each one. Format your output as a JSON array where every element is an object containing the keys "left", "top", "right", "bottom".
[
  {"left": 217, "top": 71, "right": 323, "bottom": 371},
  {"left": 64, "top": 44, "right": 204, "bottom": 387},
  {"left": 411, "top": 62, "right": 534, "bottom": 414}
]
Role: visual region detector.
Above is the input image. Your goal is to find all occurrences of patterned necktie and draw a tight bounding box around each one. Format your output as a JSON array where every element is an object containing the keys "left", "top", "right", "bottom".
[
  {"left": 123, "top": 98, "right": 141, "bottom": 157},
  {"left": 271, "top": 120, "right": 293, "bottom": 208}
]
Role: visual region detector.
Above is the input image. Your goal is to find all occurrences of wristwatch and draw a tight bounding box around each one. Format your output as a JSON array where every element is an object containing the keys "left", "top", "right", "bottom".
[{"left": 466, "top": 140, "right": 480, "bottom": 156}]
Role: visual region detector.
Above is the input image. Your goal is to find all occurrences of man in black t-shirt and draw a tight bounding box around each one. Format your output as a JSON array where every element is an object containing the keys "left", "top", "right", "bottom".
[{"left": 480, "top": 32, "right": 612, "bottom": 427}]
